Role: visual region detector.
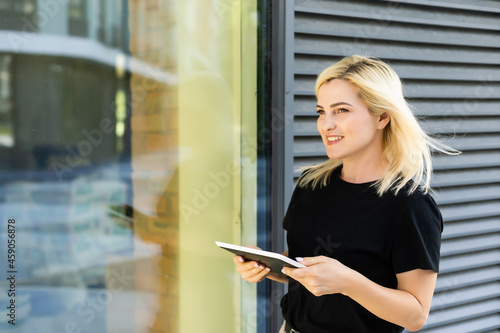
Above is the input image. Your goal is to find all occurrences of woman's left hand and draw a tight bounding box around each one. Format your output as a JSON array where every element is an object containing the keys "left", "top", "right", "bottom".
[{"left": 282, "top": 256, "right": 353, "bottom": 296}]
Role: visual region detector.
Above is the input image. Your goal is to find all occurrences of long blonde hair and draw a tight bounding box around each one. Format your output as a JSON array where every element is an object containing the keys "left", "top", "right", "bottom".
[{"left": 297, "top": 55, "right": 458, "bottom": 195}]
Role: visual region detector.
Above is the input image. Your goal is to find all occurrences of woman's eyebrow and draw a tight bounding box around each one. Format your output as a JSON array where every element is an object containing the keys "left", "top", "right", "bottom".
[
  {"left": 316, "top": 102, "right": 353, "bottom": 109},
  {"left": 330, "top": 102, "right": 352, "bottom": 108}
]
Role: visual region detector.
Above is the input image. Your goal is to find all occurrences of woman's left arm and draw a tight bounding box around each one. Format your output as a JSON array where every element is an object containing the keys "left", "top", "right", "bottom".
[{"left": 282, "top": 256, "right": 437, "bottom": 332}]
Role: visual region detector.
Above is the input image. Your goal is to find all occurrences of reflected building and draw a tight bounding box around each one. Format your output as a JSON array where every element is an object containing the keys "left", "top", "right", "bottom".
[
  {"left": 0, "top": 0, "right": 138, "bottom": 332},
  {"left": 0, "top": 0, "right": 249, "bottom": 332}
]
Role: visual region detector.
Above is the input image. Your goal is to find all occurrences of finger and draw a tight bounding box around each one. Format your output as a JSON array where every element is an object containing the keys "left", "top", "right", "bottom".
[
  {"left": 241, "top": 264, "right": 269, "bottom": 281},
  {"left": 283, "top": 267, "right": 308, "bottom": 279},
  {"left": 237, "top": 261, "right": 264, "bottom": 274},
  {"left": 235, "top": 261, "right": 253, "bottom": 273},
  {"left": 246, "top": 266, "right": 271, "bottom": 283},
  {"left": 233, "top": 255, "right": 245, "bottom": 264},
  {"left": 282, "top": 267, "right": 298, "bottom": 277}
]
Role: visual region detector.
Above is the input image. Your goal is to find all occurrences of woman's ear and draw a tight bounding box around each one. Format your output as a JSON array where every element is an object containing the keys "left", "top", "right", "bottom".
[{"left": 378, "top": 112, "right": 391, "bottom": 129}]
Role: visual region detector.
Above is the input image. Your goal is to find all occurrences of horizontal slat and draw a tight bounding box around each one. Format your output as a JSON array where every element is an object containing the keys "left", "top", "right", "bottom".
[
  {"left": 433, "top": 184, "right": 500, "bottom": 205},
  {"left": 433, "top": 168, "right": 500, "bottom": 187},
  {"left": 394, "top": 63, "right": 500, "bottom": 83},
  {"left": 422, "top": 118, "right": 500, "bottom": 135},
  {"left": 292, "top": 157, "right": 330, "bottom": 176},
  {"left": 293, "top": 137, "right": 322, "bottom": 154},
  {"left": 435, "top": 266, "right": 500, "bottom": 292},
  {"left": 378, "top": 0, "right": 500, "bottom": 14},
  {"left": 439, "top": 201, "right": 500, "bottom": 222},
  {"left": 426, "top": 299, "right": 500, "bottom": 329},
  {"left": 289, "top": 117, "right": 315, "bottom": 134},
  {"left": 411, "top": 100, "right": 500, "bottom": 117},
  {"left": 431, "top": 281, "right": 500, "bottom": 309},
  {"left": 432, "top": 151, "right": 500, "bottom": 170},
  {"left": 420, "top": 313, "right": 500, "bottom": 333},
  {"left": 405, "top": 81, "right": 500, "bottom": 100},
  {"left": 440, "top": 249, "right": 500, "bottom": 273},
  {"left": 295, "top": 4, "right": 500, "bottom": 31},
  {"left": 441, "top": 234, "right": 500, "bottom": 256},
  {"left": 441, "top": 218, "right": 500, "bottom": 239},
  {"left": 294, "top": 15, "right": 500, "bottom": 49},
  {"left": 295, "top": 36, "right": 500, "bottom": 65},
  {"left": 431, "top": 135, "right": 500, "bottom": 152},
  {"left": 295, "top": 75, "right": 500, "bottom": 99},
  {"left": 295, "top": 59, "right": 500, "bottom": 82}
]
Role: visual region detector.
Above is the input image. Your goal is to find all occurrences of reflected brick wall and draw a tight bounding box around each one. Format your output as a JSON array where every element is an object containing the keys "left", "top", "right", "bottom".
[{"left": 128, "top": 0, "right": 178, "bottom": 332}]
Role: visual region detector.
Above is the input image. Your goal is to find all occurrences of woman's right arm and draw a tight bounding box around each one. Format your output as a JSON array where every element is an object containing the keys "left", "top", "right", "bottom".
[{"left": 233, "top": 249, "right": 289, "bottom": 284}]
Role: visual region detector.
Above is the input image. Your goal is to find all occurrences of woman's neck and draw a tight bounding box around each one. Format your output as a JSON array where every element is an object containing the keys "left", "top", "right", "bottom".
[{"left": 340, "top": 157, "right": 387, "bottom": 184}]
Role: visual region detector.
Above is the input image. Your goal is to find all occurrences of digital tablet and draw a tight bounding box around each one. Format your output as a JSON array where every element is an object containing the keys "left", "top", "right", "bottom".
[{"left": 216, "top": 241, "right": 306, "bottom": 274}]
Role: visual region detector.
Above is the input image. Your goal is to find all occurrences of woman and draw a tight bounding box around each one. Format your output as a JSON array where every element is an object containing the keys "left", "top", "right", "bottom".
[{"left": 234, "top": 55, "right": 456, "bottom": 332}]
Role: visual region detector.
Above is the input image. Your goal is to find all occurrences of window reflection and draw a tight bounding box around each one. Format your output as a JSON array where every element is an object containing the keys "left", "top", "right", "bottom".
[
  {"left": 68, "top": 0, "right": 87, "bottom": 37},
  {"left": 0, "top": 0, "right": 36, "bottom": 31},
  {"left": 0, "top": 0, "right": 36, "bottom": 14},
  {"left": 0, "top": 1, "right": 257, "bottom": 332},
  {"left": 0, "top": 1, "right": 133, "bottom": 332},
  {"left": 0, "top": 55, "right": 13, "bottom": 148}
]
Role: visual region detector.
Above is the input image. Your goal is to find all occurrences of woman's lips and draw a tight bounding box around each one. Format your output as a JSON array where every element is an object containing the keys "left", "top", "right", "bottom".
[{"left": 326, "top": 135, "right": 343, "bottom": 144}]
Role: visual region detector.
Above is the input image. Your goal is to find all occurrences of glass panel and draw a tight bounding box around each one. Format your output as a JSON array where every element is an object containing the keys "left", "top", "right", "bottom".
[
  {"left": 0, "top": 0, "right": 258, "bottom": 332},
  {"left": 68, "top": 0, "right": 85, "bottom": 20},
  {"left": 0, "top": 0, "right": 36, "bottom": 31},
  {"left": 0, "top": 0, "right": 36, "bottom": 13},
  {"left": 0, "top": 55, "right": 13, "bottom": 148}
]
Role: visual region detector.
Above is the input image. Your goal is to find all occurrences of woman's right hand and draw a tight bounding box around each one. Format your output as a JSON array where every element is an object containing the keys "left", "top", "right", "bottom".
[{"left": 233, "top": 245, "right": 271, "bottom": 283}]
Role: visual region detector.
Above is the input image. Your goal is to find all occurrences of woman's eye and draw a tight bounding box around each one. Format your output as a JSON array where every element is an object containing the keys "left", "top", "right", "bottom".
[
  {"left": 337, "top": 108, "right": 349, "bottom": 114},
  {"left": 316, "top": 109, "right": 325, "bottom": 115}
]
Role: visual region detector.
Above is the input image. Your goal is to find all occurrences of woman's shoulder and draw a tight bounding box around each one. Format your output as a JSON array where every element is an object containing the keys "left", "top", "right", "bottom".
[{"left": 389, "top": 183, "right": 439, "bottom": 213}]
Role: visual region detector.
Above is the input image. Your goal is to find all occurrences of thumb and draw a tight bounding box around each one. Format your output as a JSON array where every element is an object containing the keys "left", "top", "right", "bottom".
[{"left": 296, "top": 256, "right": 327, "bottom": 266}]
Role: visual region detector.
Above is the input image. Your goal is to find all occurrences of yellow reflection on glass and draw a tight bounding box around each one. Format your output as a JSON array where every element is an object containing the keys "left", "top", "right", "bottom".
[{"left": 127, "top": 0, "right": 257, "bottom": 332}]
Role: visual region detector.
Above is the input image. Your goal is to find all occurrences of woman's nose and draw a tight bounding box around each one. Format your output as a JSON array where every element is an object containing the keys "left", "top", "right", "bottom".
[{"left": 322, "top": 114, "right": 337, "bottom": 132}]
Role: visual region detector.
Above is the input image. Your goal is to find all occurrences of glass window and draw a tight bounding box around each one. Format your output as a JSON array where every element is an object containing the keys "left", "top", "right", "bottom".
[
  {"left": 0, "top": 0, "right": 35, "bottom": 13},
  {"left": 0, "top": 1, "right": 259, "bottom": 332},
  {"left": 0, "top": 0, "right": 36, "bottom": 31},
  {"left": 68, "top": 0, "right": 87, "bottom": 37},
  {"left": 0, "top": 54, "right": 13, "bottom": 148},
  {"left": 68, "top": 0, "right": 85, "bottom": 20}
]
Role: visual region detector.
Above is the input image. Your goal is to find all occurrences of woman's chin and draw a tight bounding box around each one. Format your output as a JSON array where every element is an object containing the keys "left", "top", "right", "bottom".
[{"left": 326, "top": 151, "right": 343, "bottom": 160}]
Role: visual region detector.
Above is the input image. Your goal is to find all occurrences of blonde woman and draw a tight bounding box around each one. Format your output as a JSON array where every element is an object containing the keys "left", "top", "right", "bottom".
[{"left": 234, "top": 55, "right": 455, "bottom": 332}]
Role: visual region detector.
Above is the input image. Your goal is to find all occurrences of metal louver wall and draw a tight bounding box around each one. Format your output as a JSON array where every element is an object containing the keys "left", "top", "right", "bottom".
[{"left": 282, "top": 0, "right": 500, "bottom": 331}]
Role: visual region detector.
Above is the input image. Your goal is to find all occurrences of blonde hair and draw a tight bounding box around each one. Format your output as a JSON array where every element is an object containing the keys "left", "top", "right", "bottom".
[{"left": 297, "top": 55, "right": 458, "bottom": 195}]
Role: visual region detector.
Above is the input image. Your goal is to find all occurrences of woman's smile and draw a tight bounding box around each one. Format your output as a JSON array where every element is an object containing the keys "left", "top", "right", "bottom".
[{"left": 326, "top": 135, "right": 343, "bottom": 143}]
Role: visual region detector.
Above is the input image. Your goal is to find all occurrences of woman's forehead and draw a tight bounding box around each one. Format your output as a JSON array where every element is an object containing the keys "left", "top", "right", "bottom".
[{"left": 317, "top": 79, "right": 362, "bottom": 104}]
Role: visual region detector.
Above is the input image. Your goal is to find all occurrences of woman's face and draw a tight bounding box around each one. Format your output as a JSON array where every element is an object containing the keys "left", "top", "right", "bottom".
[{"left": 316, "top": 79, "right": 389, "bottom": 163}]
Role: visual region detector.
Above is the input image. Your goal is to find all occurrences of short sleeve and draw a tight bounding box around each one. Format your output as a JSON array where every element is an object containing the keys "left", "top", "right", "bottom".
[{"left": 391, "top": 193, "right": 444, "bottom": 274}]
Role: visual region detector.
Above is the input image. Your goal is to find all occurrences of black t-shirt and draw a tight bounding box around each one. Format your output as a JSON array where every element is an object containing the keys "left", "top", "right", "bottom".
[{"left": 281, "top": 167, "right": 443, "bottom": 333}]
